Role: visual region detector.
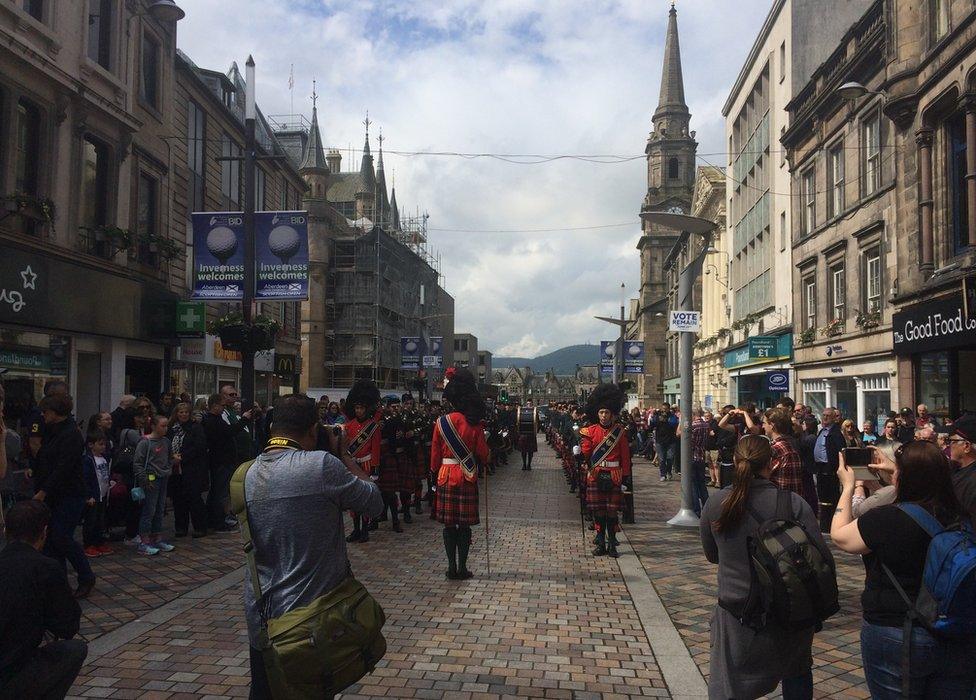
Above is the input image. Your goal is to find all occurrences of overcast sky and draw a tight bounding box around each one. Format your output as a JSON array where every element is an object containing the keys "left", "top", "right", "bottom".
[{"left": 178, "top": 0, "right": 773, "bottom": 357}]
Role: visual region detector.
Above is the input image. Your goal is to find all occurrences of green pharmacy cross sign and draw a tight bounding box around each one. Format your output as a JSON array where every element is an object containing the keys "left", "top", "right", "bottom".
[
  {"left": 748, "top": 336, "right": 778, "bottom": 359},
  {"left": 175, "top": 301, "right": 206, "bottom": 337}
]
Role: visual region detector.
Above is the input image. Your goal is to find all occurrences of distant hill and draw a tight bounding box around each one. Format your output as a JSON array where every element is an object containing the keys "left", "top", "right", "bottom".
[{"left": 493, "top": 344, "right": 599, "bottom": 376}]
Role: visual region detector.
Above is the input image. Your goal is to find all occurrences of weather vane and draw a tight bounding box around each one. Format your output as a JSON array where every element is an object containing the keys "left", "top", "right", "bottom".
[
  {"left": 363, "top": 111, "right": 371, "bottom": 137},
  {"left": 311, "top": 79, "right": 317, "bottom": 110}
]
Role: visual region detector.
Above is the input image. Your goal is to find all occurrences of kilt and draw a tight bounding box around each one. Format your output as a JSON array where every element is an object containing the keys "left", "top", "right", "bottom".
[
  {"left": 434, "top": 473, "right": 480, "bottom": 526},
  {"left": 396, "top": 452, "right": 418, "bottom": 492},
  {"left": 375, "top": 452, "right": 401, "bottom": 493},
  {"left": 414, "top": 444, "right": 430, "bottom": 480},
  {"left": 585, "top": 478, "right": 624, "bottom": 514},
  {"left": 518, "top": 432, "right": 538, "bottom": 453}
]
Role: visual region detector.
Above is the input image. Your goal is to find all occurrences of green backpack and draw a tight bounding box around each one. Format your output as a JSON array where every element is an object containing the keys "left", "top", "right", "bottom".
[{"left": 230, "top": 459, "right": 387, "bottom": 699}]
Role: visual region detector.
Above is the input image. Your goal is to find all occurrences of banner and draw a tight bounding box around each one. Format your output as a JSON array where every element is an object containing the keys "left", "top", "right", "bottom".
[
  {"left": 623, "top": 340, "right": 644, "bottom": 374},
  {"left": 191, "top": 212, "right": 244, "bottom": 300},
  {"left": 428, "top": 336, "right": 444, "bottom": 369},
  {"left": 256, "top": 211, "right": 309, "bottom": 300},
  {"left": 401, "top": 336, "right": 421, "bottom": 370},
  {"left": 599, "top": 340, "right": 615, "bottom": 375},
  {"left": 766, "top": 370, "right": 790, "bottom": 393}
]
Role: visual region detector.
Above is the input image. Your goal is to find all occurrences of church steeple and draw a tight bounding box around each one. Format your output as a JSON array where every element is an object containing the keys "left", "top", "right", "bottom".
[
  {"left": 359, "top": 112, "right": 375, "bottom": 189},
  {"left": 653, "top": 4, "right": 690, "bottom": 134},
  {"left": 375, "top": 128, "right": 390, "bottom": 228},
  {"left": 301, "top": 82, "right": 329, "bottom": 173}
]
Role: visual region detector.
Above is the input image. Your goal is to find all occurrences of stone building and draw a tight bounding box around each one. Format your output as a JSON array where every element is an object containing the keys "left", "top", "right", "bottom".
[
  {"left": 885, "top": 0, "right": 976, "bottom": 418},
  {"left": 783, "top": 0, "right": 897, "bottom": 425},
  {"left": 635, "top": 5, "right": 697, "bottom": 406},
  {"left": 0, "top": 0, "right": 186, "bottom": 427}
]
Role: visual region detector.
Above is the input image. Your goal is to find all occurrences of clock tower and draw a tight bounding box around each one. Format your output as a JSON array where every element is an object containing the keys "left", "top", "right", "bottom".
[{"left": 636, "top": 3, "right": 697, "bottom": 405}]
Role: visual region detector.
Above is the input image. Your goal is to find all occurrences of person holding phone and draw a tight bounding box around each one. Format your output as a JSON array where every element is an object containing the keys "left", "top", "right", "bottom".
[{"left": 813, "top": 408, "right": 845, "bottom": 532}]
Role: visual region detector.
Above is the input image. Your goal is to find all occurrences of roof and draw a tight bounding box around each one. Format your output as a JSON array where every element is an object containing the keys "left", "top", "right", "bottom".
[
  {"left": 301, "top": 105, "right": 329, "bottom": 172},
  {"left": 328, "top": 172, "right": 370, "bottom": 203}
]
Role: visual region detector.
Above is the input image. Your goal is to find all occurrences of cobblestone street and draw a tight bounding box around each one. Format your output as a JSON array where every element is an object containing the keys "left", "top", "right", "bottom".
[{"left": 66, "top": 443, "right": 870, "bottom": 699}]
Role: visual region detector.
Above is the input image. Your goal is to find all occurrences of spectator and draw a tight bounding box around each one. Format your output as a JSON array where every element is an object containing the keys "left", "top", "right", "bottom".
[
  {"left": 240, "top": 395, "right": 383, "bottom": 697},
  {"left": 947, "top": 415, "right": 976, "bottom": 521},
  {"left": 650, "top": 403, "right": 679, "bottom": 482},
  {"left": 33, "top": 394, "right": 95, "bottom": 599},
  {"left": 916, "top": 403, "right": 940, "bottom": 431},
  {"left": 202, "top": 392, "right": 254, "bottom": 531},
  {"left": 689, "top": 410, "right": 710, "bottom": 515},
  {"left": 26, "top": 380, "right": 69, "bottom": 476},
  {"left": 700, "top": 434, "right": 827, "bottom": 699},
  {"left": 81, "top": 431, "right": 113, "bottom": 557},
  {"left": 776, "top": 395, "right": 796, "bottom": 412},
  {"left": 764, "top": 408, "right": 818, "bottom": 514},
  {"left": 219, "top": 384, "right": 256, "bottom": 466},
  {"left": 116, "top": 412, "right": 146, "bottom": 545},
  {"left": 158, "top": 392, "right": 176, "bottom": 417},
  {"left": 841, "top": 419, "right": 862, "bottom": 448},
  {"left": 831, "top": 441, "right": 976, "bottom": 697},
  {"left": 715, "top": 406, "right": 742, "bottom": 488},
  {"left": 861, "top": 420, "right": 878, "bottom": 445},
  {"left": 915, "top": 425, "right": 937, "bottom": 443},
  {"left": 323, "top": 402, "right": 345, "bottom": 426},
  {"left": 109, "top": 395, "right": 134, "bottom": 443},
  {"left": 0, "top": 501, "right": 87, "bottom": 698},
  {"left": 132, "top": 414, "right": 174, "bottom": 556},
  {"left": 132, "top": 396, "right": 155, "bottom": 421},
  {"left": 812, "top": 407, "right": 845, "bottom": 532},
  {"left": 168, "top": 403, "right": 209, "bottom": 538},
  {"left": 896, "top": 408, "right": 917, "bottom": 444},
  {"left": 876, "top": 419, "right": 901, "bottom": 449}
]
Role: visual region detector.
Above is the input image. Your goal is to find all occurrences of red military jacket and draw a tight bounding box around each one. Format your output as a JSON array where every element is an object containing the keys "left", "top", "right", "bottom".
[
  {"left": 579, "top": 422, "right": 632, "bottom": 483},
  {"left": 344, "top": 411, "right": 382, "bottom": 474},
  {"left": 431, "top": 412, "right": 490, "bottom": 484}
]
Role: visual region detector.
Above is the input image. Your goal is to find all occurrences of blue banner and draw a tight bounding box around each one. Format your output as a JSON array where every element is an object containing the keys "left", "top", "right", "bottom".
[
  {"left": 623, "top": 340, "right": 644, "bottom": 374},
  {"left": 191, "top": 212, "right": 244, "bottom": 300},
  {"left": 256, "top": 211, "right": 309, "bottom": 300},
  {"left": 599, "top": 340, "right": 615, "bottom": 375},
  {"left": 766, "top": 370, "right": 790, "bottom": 393},
  {"left": 401, "top": 336, "right": 421, "bottom": 370}
]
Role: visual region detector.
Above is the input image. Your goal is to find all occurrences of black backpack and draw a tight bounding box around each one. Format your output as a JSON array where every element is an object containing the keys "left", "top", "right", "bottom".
[{"left": 722, "top": 489, "right": 840, "bottom": 630}]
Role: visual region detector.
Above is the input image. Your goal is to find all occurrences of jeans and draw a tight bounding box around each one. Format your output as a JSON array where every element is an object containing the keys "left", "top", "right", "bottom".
[
  {"left": 44, "top": 496, "right": 95, "bottom": 585},
  {"left": 0, "top": 639, "right": 88, "bottom": 699},
  {"left": 861, "top": 621, "right": 976, "bottom": 698},
  {"left": 691, "top": 460, "right": 710, "bottom": 516},
  {"left": 138, "top": 476, "right": 169, "bottom": 536},
  {"left": 658, "top": 442, "right": 676, "bottom": 477}
]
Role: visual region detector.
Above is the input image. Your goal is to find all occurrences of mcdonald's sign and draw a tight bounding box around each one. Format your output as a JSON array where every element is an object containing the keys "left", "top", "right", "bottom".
[{"left": 274, "top": 353, "right": 297, "bottom": 377}]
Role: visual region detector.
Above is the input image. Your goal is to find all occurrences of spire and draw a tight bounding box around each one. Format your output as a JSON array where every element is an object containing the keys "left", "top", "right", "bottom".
[
  {"left": 390, "top": 186, "right": 400, "bottom": 231},
  {"left": 359, "top": 112, "right": 375, "bottom": 191},
  {"left": 654, "top": 3, "right": 689, "bottom": 123},
  {"left": 375, "top": 129, "right": 390, "bottom": 227},
  {"left": 300, "top": 81, "right": 329, "bottom": 172}
]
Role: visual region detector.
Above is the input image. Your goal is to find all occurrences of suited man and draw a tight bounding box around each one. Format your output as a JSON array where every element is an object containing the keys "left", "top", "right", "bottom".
[{"left": 813, "top": 406, "right": 845, "bottom": 532}]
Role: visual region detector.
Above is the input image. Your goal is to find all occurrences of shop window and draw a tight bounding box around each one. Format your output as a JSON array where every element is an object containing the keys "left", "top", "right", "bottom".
[
  {"left": 863, "top": 247, "right": 883, "bottom": 312},
  {"left": 835, "top": 378, "right": 857, "bottom": 421},
  {"left": 80, "top": 136, "right": 110, "bottom": 253},
  {"left": 827, "top": 142, "right": 845, "bottom": 218},
  {"left": 829, "top": 263, "right": 846, "bottom": 322},
  {"left": 948, "top": 111, "right": 970, "bottom": 253},
  {"left": 140, "top": 31, "right": 160, "bottom": 109},
  {"left": 220, "top": 133, "right": 242, "bottom": 209},
  {"left": 802, "top": 274, "right": 817, "bottom": 330},
  {"left": 918, "top": 351, "right": 951, "bottom": 418},
  {"left": 930, "top": 0, "right": 950, "bottom": 44},
  {"left": 87, "top": 0, "right": 113, "bottom": 70},
  {"left": 801, "top": 168, "right": 816, "bottom": 234},
  {"left": 960, "top": 351, "right": 976, "bottom": 414},
  {"left": 862, "top": 111, "right": 882, "bottom": 196}
]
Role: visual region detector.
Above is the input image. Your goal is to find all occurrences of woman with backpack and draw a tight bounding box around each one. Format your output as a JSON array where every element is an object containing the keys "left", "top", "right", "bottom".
[
  {"left": 830, "top": 441, "right": 976, "bottom": 698},
  {"left": 700, "top": 434, "right": 833, "bottom": 700}
]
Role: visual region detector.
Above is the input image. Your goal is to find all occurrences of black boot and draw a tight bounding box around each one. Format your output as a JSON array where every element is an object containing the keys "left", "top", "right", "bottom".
[
  {"left": 607, "top": 518, "right": 620, "bottom": 558},
  {"left": 592, "top": 518, "right": 607, "bottom": 556},
  {"left": 443, "top": 528, "right": 458, "bottom": 579},
  {"left": 346, "top": 515, "right": 362, "bottom": 542},
  {"left": 392, "top": 506, "right": 402, "bottom": 533},
  {"left": 414, "top": 495, "right": 423, "bottom": 514},
  {"left": 401, "top": 494, "right": 413, "bottom": 524},
  {"left": 457, "top": 527, "right": 474, "bottom": 579}
]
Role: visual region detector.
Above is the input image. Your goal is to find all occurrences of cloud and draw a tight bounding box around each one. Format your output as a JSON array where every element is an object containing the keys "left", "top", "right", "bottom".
[{"left": 177, "top": 0, "right": 773, "bottom": 357}]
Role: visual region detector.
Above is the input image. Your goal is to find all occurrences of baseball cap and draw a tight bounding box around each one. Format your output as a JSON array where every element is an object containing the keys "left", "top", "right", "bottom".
[{"left": 949, "top": 415, "right": 976, "bottom": 442}]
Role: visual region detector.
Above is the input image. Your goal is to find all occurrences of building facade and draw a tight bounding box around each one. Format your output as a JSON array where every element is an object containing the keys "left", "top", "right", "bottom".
[
  {"left": 635, "top": 5, "right": 697, "bottom": 406},
  {"left": 453, "top": 333, "right": 478, "bottom": 370},
  {"left": 476, "top": 350, "right": 492, "bottom": 388},
  {"left": 784, "top": 0, "right": 897, "bottom": 426}
]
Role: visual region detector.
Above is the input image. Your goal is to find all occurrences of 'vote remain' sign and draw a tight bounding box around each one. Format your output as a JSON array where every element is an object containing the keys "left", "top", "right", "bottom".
[{"left": 668, "top": 310, "right": 701, "bottom": 333}]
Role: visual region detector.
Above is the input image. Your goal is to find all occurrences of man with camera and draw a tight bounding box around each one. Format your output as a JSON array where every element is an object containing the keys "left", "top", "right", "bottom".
[{"left": 812, "top": 407, "right": 845, "bottom": 532}]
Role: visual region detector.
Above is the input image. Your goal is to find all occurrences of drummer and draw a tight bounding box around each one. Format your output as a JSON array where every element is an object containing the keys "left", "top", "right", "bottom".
[{"left": 518, "top": 400, "right": 539, "bottom": 471}]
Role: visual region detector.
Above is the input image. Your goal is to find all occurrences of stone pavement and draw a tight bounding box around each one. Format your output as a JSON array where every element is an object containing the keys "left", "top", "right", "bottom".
[
  {"left": 68, "top": 443, "right": 685, "bottom": 699},
  {"left": 624, "top": 455, "right": 870, "bottom": 699}
]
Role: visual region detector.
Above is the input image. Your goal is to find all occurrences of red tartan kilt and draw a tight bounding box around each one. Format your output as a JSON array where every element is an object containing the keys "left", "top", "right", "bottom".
[
  {"left": 434, "top": 477, "right": 480, "bottom": 526},
  {"left": 396, "top": 452, "right": 419, "bottom": 491},
  {"left": 518, "top": 432, "right": 538, "bottom": 453},
  {"left": 376, "top": 452, "right": 401, "bottom": 493},
  {"left": 585, "top": 480, "right": 623, "bottom": 513}
]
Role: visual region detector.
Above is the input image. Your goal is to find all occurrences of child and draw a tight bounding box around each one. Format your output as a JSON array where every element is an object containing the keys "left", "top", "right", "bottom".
[{"left": 82, "top": 430, "right": 114, "bottom": 557}]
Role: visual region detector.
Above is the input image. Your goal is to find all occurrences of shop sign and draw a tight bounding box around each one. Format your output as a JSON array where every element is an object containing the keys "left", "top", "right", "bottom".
[
  {"left": 175, "top": 302, "right": 206, "bottom": 337},
  {"left": 830, "top": 367, "right": 844, "bottom": 374},
  {"left": 0, "top": 348, "right": 50, "bottom": 371},
  {"left": 892, "top": 295, "right": 976, "bottom": 354},
  {"left": 725, "top": 333, "right": 793, "bottom": 369},
  {"left": 274, "top": 353, "right": 297, "bottom": 377},
  {"left": 255, "top": 350, "right": 274, "bottom": 373},
  {"left": 180, "top": 338, "right": 205, "bottom": 361},
  {"left": 749, "top": 337, "right": 777, "bottom": 359},
  {"left": 766, "top": 370, "right": 790, "bottom": 392},
  {"left": 213, "top": 339, "right": 243, "bottom": 363},
  {"left": 825, "top": 344, "right": 847, "bottom": 357}
]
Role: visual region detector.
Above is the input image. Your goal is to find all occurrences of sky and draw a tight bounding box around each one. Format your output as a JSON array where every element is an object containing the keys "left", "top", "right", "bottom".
[{"left": 177, "top": 0, "right": 774, "bottom": 357}]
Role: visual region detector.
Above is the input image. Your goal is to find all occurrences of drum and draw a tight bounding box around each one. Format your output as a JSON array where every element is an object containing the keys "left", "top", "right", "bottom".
[{"left": 517, "top": 407, "right": 538, "bottom": 435}]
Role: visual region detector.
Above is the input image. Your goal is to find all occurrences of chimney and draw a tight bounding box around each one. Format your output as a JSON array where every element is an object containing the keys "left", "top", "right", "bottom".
[{"left": 326, "top": 148, "right": 342, "bottom": 173}]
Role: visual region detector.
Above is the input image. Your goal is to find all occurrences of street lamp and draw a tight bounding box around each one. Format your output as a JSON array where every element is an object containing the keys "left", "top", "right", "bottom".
[
  {"left": 594, "top": 282, "right": 629, "bottom": 385},
  {"left": 644, "top": 212, "right": 718, "bottom": 528},
  {"left": 146, "top": 0, "right": 186, "bottom": 22}
]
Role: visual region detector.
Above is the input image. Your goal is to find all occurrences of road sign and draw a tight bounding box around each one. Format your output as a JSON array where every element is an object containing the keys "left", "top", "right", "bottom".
[
  {"left": 668, "top": 310, "right": 701, "bottom": 333},
  {"left": 423, "top": 355, "right": 441, "bottom": 368},
  {"left": 748, "top": 336, "right": 777, "bottom": 359}
]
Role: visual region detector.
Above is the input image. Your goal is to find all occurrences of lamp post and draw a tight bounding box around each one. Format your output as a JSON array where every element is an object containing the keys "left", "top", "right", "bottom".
[
  {"left": 240, "top": 56, "right": 257, "bottom": 413},
  {"left": 595, "top": 281, "right": 628, "bottom": 386},
  {"left": 644, "top": 212, "right": 718, "bottom": 527}
]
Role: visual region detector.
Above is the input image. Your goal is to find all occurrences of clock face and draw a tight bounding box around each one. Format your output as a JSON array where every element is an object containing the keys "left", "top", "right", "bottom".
[{"left": 666, "top": 206, "right": 685, "bottom": 214}]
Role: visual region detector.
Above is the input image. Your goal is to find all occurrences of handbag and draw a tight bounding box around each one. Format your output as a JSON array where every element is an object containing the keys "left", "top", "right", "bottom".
[{"left": 230, "top": 457, "right": 387, "bottom": 699}]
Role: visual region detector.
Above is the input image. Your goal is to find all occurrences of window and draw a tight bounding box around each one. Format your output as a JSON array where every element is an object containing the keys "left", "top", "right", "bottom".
[
  {"left": 948, "top": 111, "right": 970, "bottom": 252},
  {"left": 15, "top": 99, "right": 41, "bottom": 195},
  {"left": 780, "top": 211, "right": 787, "bottom": 251},
  {"left": 930, "top": 0, "right": 950, "bottom": 43},
  {"left": 220, "top": 134, "right": 242, "bottom": 209},
  {"left": 780, "top": 126, "right": 786, "bottom": 167},
  {"left": 87, "top": 0, "right": 113, "bottom": 70},
  {"left": 140, "top": 32, "right": 160, "bottom": 109},
  {"left": 828, "top": 142, "right": 845, "bottom": 218},
  {"left": 222, "top": 86, "right": 235, "bottom": 109},
  {"left": 136, "top": 172, "right": 158, "bottom": 263},
  {"left": 80, "top": 136, "right": 109, "bottom": 230},
  {"left": 187, "top": 101, "right": 205, "bottom": 213},
  {"left": 864, "top": 247, "right": 883, "bottom": 312},
  {"left": 829, "top": 263, "right": 846, "bottom": 322},
  {"left": 668, "top": 157, "right": 679, "bottom": 180},
  {"left": 802, "top": 168, "right": 816, "bottom": 234},
  {"left": 23, "top": 0, "right": 43, "bottom": 21},
  {"left": 803, "top": 276, "right": 817, "bottom": 330},
  {"left": 862, "top": 112, "right": 882, "bottom": 196},
  {"left": 254, "top": 168, "right": 266, "bottom": 210},
  {"left": 779, "top": 41, "right": 786, "bottom": 83}
]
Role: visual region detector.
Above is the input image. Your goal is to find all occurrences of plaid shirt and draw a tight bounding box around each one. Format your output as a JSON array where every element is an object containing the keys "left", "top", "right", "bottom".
[
  {"left": 690, "top": 417, "right": 709, "bottom": 463},
  {"left": 769, "top": 436, "right": 804, "bottom": 497}
]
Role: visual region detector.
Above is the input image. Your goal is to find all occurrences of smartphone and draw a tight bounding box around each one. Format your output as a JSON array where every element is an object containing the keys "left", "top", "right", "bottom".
[{"left": 843, "top": 447, "right": 873, "bottom": 466}]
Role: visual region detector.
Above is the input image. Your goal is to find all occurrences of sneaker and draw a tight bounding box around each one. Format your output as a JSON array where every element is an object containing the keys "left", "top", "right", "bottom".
[
  {"left": 97, "top": 544, "right": 115, "bottom": 555},
  {"left": 84, "top": 546, "right": 101, "bottom": 558},
  {"left": 155, "top": 541, "right": 175, "bottom": 553},
  {"left": 125, "top": 536, "right": 142, "bottom": 546},
  {"left": 137, "top": 543, "right": 160, "bottom": 556},
  {"left": 659, "top": 476, "right": 667, "bottom": 482}
]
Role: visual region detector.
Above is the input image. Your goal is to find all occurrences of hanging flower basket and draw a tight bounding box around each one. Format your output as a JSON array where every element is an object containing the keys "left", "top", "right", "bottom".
[
  {"left": 208, "top": 312, "right": 280, "bottom": 352},
  {"left": 820, "top": 318, "right": 844, "bottom": 338},
  {"left": 4, "top": 192, "right": 56, "bottom": 228}
]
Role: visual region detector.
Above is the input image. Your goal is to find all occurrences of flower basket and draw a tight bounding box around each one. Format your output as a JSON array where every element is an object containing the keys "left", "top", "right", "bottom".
[
  {"left": 820, "top": 318, "right": 844, "bottom": 338},
  {"left": 797, "top": 327, "right": 816, "bottom": 346},
  {"left": 855, "top": 310, "right": 882, "bottom": 330},
  {"left": 4, "top": 192, "right": 56, "bottom": 228},
  {"left": 209, "top": 312, "right": 280, "bottom": 352},
  {"left": 217, "top": 323, "right": 249, "bottom": 352}
]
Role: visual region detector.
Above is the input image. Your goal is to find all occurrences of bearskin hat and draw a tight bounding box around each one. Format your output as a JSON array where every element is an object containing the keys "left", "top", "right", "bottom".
[
  {"left": 585, "top": 383, "right": 624, "bottom": 423},
  {"left": 344, "top": 379, "right": 380, "bottom": 419},
  {"left": 443, "top": 367, "right": 485, "bottom": 423}
]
